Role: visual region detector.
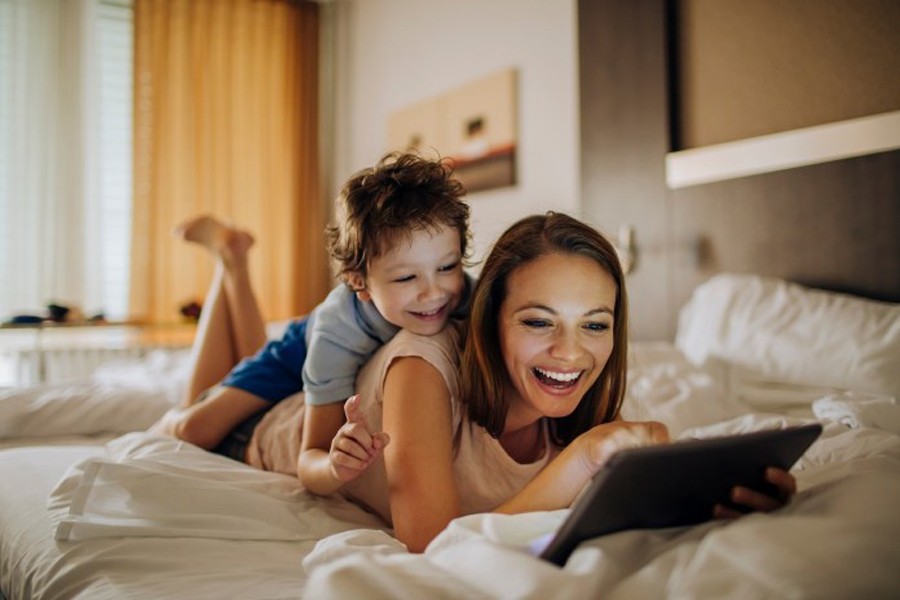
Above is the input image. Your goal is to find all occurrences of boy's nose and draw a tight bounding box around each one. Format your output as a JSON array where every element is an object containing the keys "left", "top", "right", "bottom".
[{"left": 417, "top": 277, "right": 443, "bottom": 301}]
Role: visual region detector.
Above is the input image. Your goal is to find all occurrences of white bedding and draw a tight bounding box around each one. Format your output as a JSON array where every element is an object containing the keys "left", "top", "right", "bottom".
[{"left": 1, "top": 275, "right": 899, "bottom": 600}]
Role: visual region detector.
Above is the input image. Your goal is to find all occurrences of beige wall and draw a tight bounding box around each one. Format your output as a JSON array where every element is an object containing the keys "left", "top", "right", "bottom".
[{"left": 327, "top": 0, "right": 580, "bottom": 266}]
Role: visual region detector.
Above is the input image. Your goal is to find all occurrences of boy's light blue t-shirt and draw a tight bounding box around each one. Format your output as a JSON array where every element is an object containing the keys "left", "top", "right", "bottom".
[
  {"left": 301, "top": 284, "right": 400, "bottom": 406},
  {"left": 303, "top": 274, "right": 473, "bottom": 405},
  {"left": 222, "top": 275, "right": 473, "bottom": 406}
]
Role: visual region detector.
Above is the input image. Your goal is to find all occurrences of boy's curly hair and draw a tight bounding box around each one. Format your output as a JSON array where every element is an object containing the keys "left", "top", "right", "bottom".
[{"left": 326, "top": 152, "right": 470, "bottom": 285}]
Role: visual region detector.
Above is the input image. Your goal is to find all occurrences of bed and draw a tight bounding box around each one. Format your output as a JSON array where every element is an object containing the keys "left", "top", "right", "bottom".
[{"left": 1, "top": 273, "right": 898, "bottom": 599}]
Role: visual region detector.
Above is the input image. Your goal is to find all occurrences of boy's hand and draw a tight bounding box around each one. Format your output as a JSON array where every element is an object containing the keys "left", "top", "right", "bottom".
[{"left": 328, "top": 395, "right": 390, "bottom": 483}]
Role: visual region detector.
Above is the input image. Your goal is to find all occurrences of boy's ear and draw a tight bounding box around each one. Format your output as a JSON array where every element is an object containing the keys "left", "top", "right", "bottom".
[{"left": 346, "top": 272, "right": 371, "bottom": 302}]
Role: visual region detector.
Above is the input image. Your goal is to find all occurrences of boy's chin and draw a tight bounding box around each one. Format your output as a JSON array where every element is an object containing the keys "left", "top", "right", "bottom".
[{"left": 404, "top": 319, "right": 449, "bottom": 337}]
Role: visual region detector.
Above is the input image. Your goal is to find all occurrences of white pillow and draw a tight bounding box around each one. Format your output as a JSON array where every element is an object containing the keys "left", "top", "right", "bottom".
[{"left": 675, "top": 274, "right": 900, "bottom": 401}]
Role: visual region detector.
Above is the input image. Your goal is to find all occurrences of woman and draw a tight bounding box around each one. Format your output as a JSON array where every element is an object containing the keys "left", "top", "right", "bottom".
[{"left": 318, "top": 212, "right": 796, "bottom": 552}]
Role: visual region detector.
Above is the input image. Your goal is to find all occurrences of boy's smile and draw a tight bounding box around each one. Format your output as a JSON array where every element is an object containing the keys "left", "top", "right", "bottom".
[{"left": 353, "top": 225, "right": 465, "bottom": 336}]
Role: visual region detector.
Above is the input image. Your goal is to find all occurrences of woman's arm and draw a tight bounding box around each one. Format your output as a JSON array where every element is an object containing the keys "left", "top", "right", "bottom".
[
  {"left": 496, "top": 421, "right": 670, "bottom": 514},
  {"left": 381, "top": 356, "right": 460, "bottom": 553},
  {"left": 496, "top": 421, "right": 795, "bottom": 517}
]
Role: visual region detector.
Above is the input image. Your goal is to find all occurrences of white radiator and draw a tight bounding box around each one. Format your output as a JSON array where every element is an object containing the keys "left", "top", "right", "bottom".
[
  {"left": 0, "top": 325, "right": 194, "bottom": 388},
  {"left": 0, "top": 347, "right": 150, "bottom": 387}
]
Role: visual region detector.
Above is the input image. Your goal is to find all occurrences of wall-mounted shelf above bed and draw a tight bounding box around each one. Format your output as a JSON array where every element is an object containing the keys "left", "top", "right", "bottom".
[{"left": 665, "top": 110, "right": 900, "bottom": 189}]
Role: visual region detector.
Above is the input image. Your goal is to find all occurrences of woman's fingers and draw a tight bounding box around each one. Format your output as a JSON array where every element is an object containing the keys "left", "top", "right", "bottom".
[
  {"left": 648, "top": 421, "right": 671, "bottom": 444},
  {"left": 583, "top": 421, "right": 670, "bottom": 472},
  {"left": 717, "top": 468, "right": 798, "bottom": 519},
  {"left": 730, "top": 485, "right": 782, "bottom": 512},
  {"left": 765, "top": 467, "right": 797, "bottom": 498}
]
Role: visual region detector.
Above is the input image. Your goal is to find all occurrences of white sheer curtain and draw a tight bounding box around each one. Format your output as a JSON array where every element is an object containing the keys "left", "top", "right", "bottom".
[{"left": 0, "top": 0, "right": 132, "bottom": 321}]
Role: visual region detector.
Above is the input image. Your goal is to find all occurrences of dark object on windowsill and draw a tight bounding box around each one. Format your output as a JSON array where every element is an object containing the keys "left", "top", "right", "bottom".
[
  {"left": 47, "top": 303, "right": 71, "bottom": 323},
  {"left": 179, "top": 301, "right": 203, "bottom": 322},
  {"left": 5, "top": 314, "right": 45, "bottom": 325}
]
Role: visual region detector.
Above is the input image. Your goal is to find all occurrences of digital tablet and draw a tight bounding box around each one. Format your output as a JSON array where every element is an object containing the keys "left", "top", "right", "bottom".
[{"left": 538, "top": 423, "right": 822, "bottom": 566}]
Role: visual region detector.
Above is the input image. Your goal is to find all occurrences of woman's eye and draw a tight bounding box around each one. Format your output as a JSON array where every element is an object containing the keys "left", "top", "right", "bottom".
[
  {"left": 522, "top": 318, "right": 552, "bottom": 329},
  {"left": 438, "top": 261, "right": 460, "bottom": 273},
  {"left": 583, "top": 321, "right": 611, "bottom": 333}
]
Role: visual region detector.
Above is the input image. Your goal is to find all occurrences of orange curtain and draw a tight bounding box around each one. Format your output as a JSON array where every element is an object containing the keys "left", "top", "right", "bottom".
[{"left": 130, "top": 0, "right": 328, "bottom": 324}]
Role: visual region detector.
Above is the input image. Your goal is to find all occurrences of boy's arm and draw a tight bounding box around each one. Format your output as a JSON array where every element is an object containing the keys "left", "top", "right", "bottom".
[
  {"left": 296, "top": 402, "right": 348, "bottom": 495},
  {"left": 297, "top": 288, "right": 396, "bottom": 493}
]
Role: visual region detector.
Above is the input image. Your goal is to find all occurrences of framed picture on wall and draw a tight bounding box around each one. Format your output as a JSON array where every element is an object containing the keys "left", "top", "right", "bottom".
[{"left": 387, "top": 68, "right": 518, "bottom": 193}]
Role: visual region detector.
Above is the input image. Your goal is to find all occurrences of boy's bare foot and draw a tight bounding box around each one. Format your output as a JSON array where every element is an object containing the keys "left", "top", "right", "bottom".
[{"left": 173, "top": 214, "right": 255, "bottom": 265}]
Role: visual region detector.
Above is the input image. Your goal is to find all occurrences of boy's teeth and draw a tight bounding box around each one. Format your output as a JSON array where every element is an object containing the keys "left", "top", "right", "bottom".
[{"left": 535, "top": 367, "right": 580, "bottom": 382}]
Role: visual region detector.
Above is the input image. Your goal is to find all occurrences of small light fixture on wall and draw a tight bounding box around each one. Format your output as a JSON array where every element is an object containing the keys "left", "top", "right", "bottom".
[{"left": 615, "top": 225, "right": 636, "bottom": 275}]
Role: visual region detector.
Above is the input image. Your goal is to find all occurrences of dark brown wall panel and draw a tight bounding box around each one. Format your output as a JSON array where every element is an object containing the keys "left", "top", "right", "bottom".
[
  {"left": 676, "top": 0, "right": 900, "bottom": 148},
  {"left": 578, "top": 0, "right": 672, "bottom": 340}
]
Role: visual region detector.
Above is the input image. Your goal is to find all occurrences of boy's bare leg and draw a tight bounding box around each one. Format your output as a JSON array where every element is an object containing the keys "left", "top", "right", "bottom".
[{"left": 175, "top": 215, "right": 268, "bottom": 405}]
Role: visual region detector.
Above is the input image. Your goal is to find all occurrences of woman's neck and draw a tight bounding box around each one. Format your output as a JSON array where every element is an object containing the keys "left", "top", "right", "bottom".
[{"left": 499, "top": 418, "right": 545, "bottom": 464}]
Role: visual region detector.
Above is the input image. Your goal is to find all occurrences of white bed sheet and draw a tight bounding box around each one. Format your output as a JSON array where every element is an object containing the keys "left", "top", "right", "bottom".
[{"left": 1, "top": 341, "right": 899, "bottom": 599}]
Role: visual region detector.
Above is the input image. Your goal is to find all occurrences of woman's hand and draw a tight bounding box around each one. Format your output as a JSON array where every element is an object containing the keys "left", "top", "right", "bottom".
[
  {"left": 576, "top": 420, "right": 670, "bottom": 478},
  {"left": 329, "top": 395, "right": 390, "bottom": 483},
  {"left": 714, "top": 467, "right": 797, "bottom": 519}
]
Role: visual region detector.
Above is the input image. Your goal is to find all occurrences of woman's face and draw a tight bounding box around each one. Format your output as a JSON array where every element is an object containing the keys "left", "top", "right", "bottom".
[{"left": 498, "top": 251, "right": 617, "bottom": 427}]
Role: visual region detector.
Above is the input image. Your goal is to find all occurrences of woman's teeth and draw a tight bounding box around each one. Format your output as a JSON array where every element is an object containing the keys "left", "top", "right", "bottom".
[{"left": 533, "top": 367, "right": 582, "bottom": 385}]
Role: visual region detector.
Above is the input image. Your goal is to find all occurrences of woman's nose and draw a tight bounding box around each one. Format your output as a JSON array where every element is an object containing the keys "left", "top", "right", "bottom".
[{"left": 549, "top": 329, "right": 582, "bottom": 360}]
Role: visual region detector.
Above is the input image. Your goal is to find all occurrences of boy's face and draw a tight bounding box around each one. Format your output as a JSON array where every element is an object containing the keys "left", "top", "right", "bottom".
[{"left": 351, "top": 224, "right": 465, "bottom": 336}]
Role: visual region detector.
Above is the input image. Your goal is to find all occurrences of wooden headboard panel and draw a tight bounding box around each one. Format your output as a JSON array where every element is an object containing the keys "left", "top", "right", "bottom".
[{"left": 578, "top": 0, "right": 900, "bottom": 341}]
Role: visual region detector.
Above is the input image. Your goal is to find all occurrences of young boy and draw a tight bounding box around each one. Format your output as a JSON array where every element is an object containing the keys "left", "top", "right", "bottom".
[{"left": 152, "top": 152, "right": 472, "bottom": 495}]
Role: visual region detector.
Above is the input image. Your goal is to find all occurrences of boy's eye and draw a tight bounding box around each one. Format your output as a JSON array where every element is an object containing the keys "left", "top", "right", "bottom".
[
  {"left": 392, "top": 274, "right": 415, "bottom": 283},
  {"left": 438, "top": 261, "right": 460, "bottom": 273}
]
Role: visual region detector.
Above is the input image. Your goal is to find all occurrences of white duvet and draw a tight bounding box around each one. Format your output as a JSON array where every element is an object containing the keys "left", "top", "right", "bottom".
[
  {"left": 3, "top": 335, "right": 900, "bottom": 599},
  {"left": 37, "top": 413, "right": 900, "bottom": 599}
]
